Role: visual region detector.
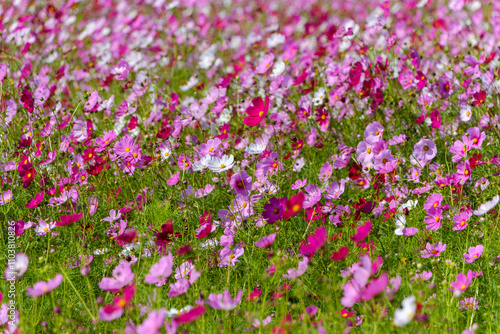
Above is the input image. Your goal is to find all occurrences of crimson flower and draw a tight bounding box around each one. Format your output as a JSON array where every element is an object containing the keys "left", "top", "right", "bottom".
[
  {"left": 283, "top": 192, "right": 305, "bottom": 218},
  {"left": 331, "top": 246, "right": 349, "bottom": 261},
  {"left": 472, "top": 90, "right": 486, "bottom": 106}
]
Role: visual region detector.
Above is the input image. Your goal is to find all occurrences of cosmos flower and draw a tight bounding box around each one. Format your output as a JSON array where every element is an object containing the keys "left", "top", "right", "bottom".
[
  {"left": 463, "top": 245, "right": 484, "bottom": 263},
  {"left": 473, "top": 195, "right": 499, "bottom": 216},
  {"left": 27, "top": 274, "right": 63, "bottom": 297},
  {"left": 207, "top": 155, "right": 235, "bottom": 173},
  {"left": 244, "top": 95, "right": 270, "bottom": 127}
]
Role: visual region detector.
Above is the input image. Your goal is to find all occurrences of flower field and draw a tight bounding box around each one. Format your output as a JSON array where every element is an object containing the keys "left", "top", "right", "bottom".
[{"left": 1, "top": 0, "right": 500, "bottom": 333}]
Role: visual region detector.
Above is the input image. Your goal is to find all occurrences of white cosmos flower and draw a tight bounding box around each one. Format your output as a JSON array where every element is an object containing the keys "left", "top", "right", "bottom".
[
  {"left": 166, "top": 305, "right": 193, "bottom": 317},
  {"left": 460, "top": 105, "right": 472, "bottom": 122},
  {"left": 473, "top": 195, "right": 499, "bottom": 216},
  {"left": 180, "top": 75, "right": 199, "bottom": 92},
  {"left": 159, "top": 146, "right": 172, "bottom": 162},
  {"left": 271, "top": 60, "right": 285, "bottom": 77},
  {"left": 394, "top": 214, "right": 406, "bottom": 235},
  {"left": 393, "top": 296, "right": 417, "bottom": 327},
  {"left": 245, "top": 140, "right": 266, "bottom": 155},
  {"left": 192, "top": 154, "right": 212, "bottom": 172},
  {"left": 207, "top": 155, "right": 235, "bottom": 173}
]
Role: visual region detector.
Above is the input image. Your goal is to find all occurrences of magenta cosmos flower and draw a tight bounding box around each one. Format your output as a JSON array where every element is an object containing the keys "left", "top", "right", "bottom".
[
  {"left": 244, "top": 95, "right": 270, "bottom": 127},
  {"left": 351, "top": 221, "right": 372, "bottom": 242},
  {"left": 421, "top": 242, "right": 446, "bottom": 258},
  {"left": 56, "top": 212, "right": 83, "bottom": 227},
  {"left": 424, "top": 207, "right": 443, "bottom": 231},
  {"left": 463, "top": 245, "right": 484, "bottom": 263},
  {"left": 27, "top": 274, "right": 63, "bottom": 297},
  {"left": 300, "top": 226, "right": 327, "bottom": 256}
]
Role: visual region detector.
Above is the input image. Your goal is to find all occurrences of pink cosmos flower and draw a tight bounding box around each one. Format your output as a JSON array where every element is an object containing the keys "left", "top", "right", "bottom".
[
  {"left": 456, "top": 161, "right": 471, "bottom": 185},
  {"left": 207, "top": 290, "right": 243, "bottom": 310},
  {"left": 111, "top": 59, "right": 130, "bottom": 80},
  {"left": 256, "top": 54, "right": 275, "bottom": 74},
  {"left": 0, "top": 190, "right": 12, "bottom": 205},
  {"left": 199, "top": 138, "right": 221, "bottom": 157},
  {"left": 463, "top": 245, "right": 483, "bottom": 263},
  {"left": 4, "top": 253, "right": 29, "bottom": 280},
  {"left": 167, "top": 172, "right": 180, "bottom": 186},
  {"left": 98, "top": 260, "right": 135, "bottom": 292},
  {"left": 466, "top": 127, "right": 486, "bottom": 149},
  {"left": 421, "top": 242, "right": 447, "bottom": 258},
  {"left": 356, "top": 140, "right": 374, "bottom": 163},
  {"left": 137, "top": 309, "right": 166, "bottom": 334},
  {"left": 424, "top": 207, "right": 443, "bottom": 231},
  {"left": 291, "top": 179, "right": 307, "bottom": 190},
  {"left": 229, "top": 170, "right": 252, "bottom": 195},
  {"left": 218, "top": 246, "right": 244, "bottom": 267},
  {"left": 145, "top": 253, "right": 173, "bottom": 286},
  {"left": 244, "top": 95, "right": 270, "bottom": 127},
  {"left": 99, "top": 284, "right": 135, "bottom": 321},
  {"left": 453, "top": 211, "right": 471, "bottom": 231},
  {"left": 364, "top": 121, "right": 384, "bottom": 143},
  {"left": 167, "top": 279, "right": 191, "bottom": 298},
  {"left": 411, "top": 270, "right": 433, "bottom": 282},
  {"left": 282, "top": 257, "right": 309, "bottom": 279},
  {"left": 255, "top": 233, "right": 276, "bottom": 248},
  {"left": 113, "top": 135, "right": 135, "bottom": 158},
  {"left": 27, "top": 274, "right": 63, "bottom": 297},
  {"left": 413, "top": 139, "right": 437, "bottom": 162},
  {"left": 450, "top": 271, "right": 473, "bottom": 293},
  {"left": 324, "top": 180, "right": 345, "bottom": 200},
  {"left": 373, "top": 149, "right": 397, "bottom": 174},
  {"left": 424, "top": 193, "right": 443, "bottom": 211}
]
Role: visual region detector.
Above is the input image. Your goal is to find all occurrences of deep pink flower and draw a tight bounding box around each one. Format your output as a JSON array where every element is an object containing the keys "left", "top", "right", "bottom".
[
  {"left": 300, "top": 226, "right": 327, "bottom": 256},
  {"left": 283, "top": 192, "right": 305, "bottom": 218},
  {"left": 351, "top": 221, "right": 372, "bottom": 242},
  {"left": 26, "top": 190, "right": 44, "bottom": 209},
  {"left": 174, "top": 305, "right": 205, "bottom": 324},
  {"left": 56, "top": 213, "right": 83, "bottom": 227},
  {"left": 244, "top": 95, "right": 270, "bottom": 127},
  {"left": 472, "top": 90, "right": 486, "bottom": 106}
]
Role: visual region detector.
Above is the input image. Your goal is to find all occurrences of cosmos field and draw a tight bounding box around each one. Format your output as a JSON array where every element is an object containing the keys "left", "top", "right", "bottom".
[{"left": 1, "top": 0, "right": 500, "bottom": 333}]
